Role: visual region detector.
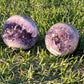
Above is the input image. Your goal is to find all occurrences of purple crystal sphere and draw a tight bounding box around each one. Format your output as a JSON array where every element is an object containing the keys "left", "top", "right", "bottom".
[
  {"left": 2, "top": 15, "right": 38, "bottom": 49},
  {"left": 45, "top": 23, "right": 79, "bottom": 56}
]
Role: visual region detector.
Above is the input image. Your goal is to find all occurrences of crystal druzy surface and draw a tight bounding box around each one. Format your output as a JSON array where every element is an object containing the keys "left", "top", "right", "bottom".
[
  {"left": 45, "top": 23, "right": 79, "bottom": 56},
  {"left": 2, "top": 15, "right": 38, "bottom": 49}
]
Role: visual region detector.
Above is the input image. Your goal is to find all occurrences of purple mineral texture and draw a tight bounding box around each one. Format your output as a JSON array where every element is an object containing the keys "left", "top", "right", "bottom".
[
  {"left": 45, "top": 23, "right": 79, "bottom": 56},
  {"left": 2, "top": 15, "right": 38, "bottom": 50}
]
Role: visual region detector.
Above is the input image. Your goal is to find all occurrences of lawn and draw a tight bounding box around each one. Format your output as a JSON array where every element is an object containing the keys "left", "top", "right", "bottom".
[{"left": 0, "top": 0, "right": 84, "bottom": 84}]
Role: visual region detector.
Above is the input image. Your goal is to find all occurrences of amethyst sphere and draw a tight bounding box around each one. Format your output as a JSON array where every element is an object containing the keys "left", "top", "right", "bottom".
[
  {"left": 2, "top": 15, "right": 38, "bottom": 49},
  {"left": 45, "top": 23, "right": 79, "bottom": 56}
]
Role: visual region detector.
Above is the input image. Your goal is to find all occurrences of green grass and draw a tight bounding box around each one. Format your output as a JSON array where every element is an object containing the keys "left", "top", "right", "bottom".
[{"left": 0, "top": 0, "right": 84, "bottom": 84}]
